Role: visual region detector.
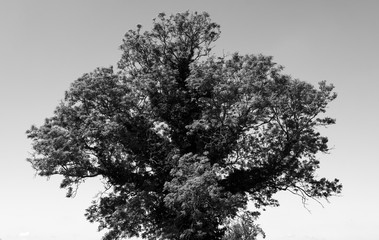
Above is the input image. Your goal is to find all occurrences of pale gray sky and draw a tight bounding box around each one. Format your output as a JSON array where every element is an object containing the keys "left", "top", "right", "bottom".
[{"left": 1, "top": 1, "right": 378, "bottom": 240}]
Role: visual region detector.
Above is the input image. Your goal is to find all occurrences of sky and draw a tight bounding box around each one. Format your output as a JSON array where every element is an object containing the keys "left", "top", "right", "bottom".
[{"left": 0, "top": 0, "right": 378, "bottom": 239}]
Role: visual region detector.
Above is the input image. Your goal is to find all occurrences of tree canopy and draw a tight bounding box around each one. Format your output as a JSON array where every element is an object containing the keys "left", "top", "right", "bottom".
[{"left": 27, "top": 11, "right": 341, "bottom": 240}]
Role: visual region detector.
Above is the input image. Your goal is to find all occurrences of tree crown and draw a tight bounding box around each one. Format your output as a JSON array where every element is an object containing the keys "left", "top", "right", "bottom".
[{"left": 27, "top": 11, "right": 341, "bottom": 240}]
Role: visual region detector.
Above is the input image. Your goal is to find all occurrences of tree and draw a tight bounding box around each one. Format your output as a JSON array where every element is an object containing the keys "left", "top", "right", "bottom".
[
  {"left": 27, "top": 11, "right": 342, "bottom": 240},
  {"left": 222, "top": 212, "right": 265, "bottom": 240}
]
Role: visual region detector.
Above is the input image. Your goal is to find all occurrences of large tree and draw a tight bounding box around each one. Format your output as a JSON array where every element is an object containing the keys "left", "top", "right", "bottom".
[{"left": 27, "top": 11, "right": 341, "bottom": 240}]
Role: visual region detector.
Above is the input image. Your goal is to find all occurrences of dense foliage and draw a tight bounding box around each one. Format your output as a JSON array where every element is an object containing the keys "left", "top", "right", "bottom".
[{"left": 27, "top": 11, "right": 341, "bottom": 240}]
